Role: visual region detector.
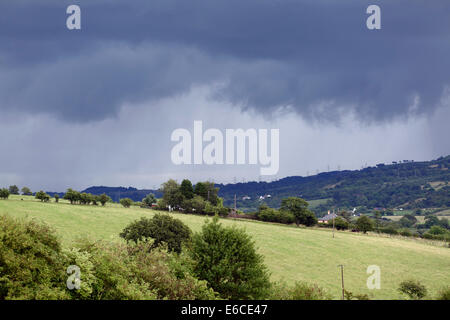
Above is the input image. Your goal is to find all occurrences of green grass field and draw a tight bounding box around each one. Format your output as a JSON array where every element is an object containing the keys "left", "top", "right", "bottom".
[{"left": 1, "top": 195, "right": 449, "bottom": 300}]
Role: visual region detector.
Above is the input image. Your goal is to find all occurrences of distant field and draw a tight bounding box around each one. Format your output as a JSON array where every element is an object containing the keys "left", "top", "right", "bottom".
[
  {"left": 387, "top": 216, "right": 426, "bottom": 223},
  {"left": 393, "top": 209, "right": 414, "bottom": 216},
  {"left": 436, "top": 208, "right": 450, "bottom": 216},
  {"left": 307, "top": 198, "right": 330, "bottom": 208},
  {"left": 1, "top": 195, "right": 449, "bottom": 300}
]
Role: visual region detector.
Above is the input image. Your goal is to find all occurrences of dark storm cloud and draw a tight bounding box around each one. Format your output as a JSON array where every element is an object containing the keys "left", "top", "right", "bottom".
[{"left": 1, "top": 0, "right": 450, "bottom": 122}]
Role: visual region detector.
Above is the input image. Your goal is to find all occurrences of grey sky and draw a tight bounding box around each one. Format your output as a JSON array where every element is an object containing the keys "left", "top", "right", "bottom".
[{"left": 0, "top": 0, "right": 449, "bottom": 191}]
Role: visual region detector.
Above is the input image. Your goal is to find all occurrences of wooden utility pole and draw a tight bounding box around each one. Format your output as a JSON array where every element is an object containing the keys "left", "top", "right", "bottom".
[
  {"left": 332, "top": 209, "right": 335, "bottom": 238},
  {"left": 338, "top": 265, "right": 345, "bottom": 300}
]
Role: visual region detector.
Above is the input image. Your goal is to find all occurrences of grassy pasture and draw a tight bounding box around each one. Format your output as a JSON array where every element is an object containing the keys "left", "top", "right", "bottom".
[{"left": 1, "top": 195, "right": 449, "bottom": 300}]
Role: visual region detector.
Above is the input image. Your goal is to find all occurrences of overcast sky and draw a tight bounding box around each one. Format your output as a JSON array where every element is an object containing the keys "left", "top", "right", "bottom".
[{"left": 1, "top": 0, "right": 449, "bottom": 191}]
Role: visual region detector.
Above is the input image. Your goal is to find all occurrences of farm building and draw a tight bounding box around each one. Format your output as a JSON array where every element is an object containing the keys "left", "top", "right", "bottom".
[{"left": 318, "top": 212, "right": 338, "bottom": 224}]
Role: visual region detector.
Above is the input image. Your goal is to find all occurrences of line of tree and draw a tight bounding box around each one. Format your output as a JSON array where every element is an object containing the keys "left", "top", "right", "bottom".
[
  {"left": 63, "top": 188, "right": 112, "bottom": 206},
  {"left": 3, "top": 185, "right": 33, "bottom": 196},
  {"left": 254, "top": 197, "right": 318, "bottom": 227},
  {"left": 157, "top": 179, "right": 230, "bottom": 216}
]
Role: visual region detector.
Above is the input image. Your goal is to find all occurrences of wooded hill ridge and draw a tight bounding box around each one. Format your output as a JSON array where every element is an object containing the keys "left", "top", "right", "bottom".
[{"left": 51, "top": 155, "right": 449, "bottom": 213}]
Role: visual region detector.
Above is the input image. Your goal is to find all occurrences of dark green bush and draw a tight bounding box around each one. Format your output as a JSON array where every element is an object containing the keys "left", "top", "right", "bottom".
[
  {"left": 334, "top": 217, "right": 349, "bottom": 230},
  {"left": 0, "top": 215, "right": 69, "bottom": 299},
  {"left": 398, "top": 279, "right": 427, "bottom": 299},
  {"left": 67, "top": 240, "right": 217, "bottom": 300},
  {"left": 436, "top": 286, "right": 450, "bottom": 300},
  {"left": 0, "top": 188, "right": 10, "bottom": 199},
  {"left": 399, "top": 229, "right": 412, "bottom": 237},
  {"left": 270, "top": 281, "right": 332, "bottom": 300},
  {"left": 256, "top": 207, "right": 295, "bottom": 224},
  {"left": 355, "top": 215, "right": 374, "bottom": 233},
  {"left": 191, "top": 217, "right": 271, "bottom": 299},
  {"left": 119, "top": 198, "right": 133, "bottom": 208},
  {"left": 120, "top": 214, "right": 191, "bottom": 253},
  {"left": 379, "top": 226, "right": 398, "bottom": 235}
]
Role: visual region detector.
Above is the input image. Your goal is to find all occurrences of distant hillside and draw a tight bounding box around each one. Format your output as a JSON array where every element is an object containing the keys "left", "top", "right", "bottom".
[
  {"left": 81, "top": 186, "right": 163, "bottom": 203},
  {"left": 218, "top": 156, "right": 450, "bottom": 213},
  {"left": 51, "top": 155, "right": 449, "bottom": 213}
]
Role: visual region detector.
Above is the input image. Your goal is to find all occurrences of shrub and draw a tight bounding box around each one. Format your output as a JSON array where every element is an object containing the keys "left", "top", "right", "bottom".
[
  {"left": 120, "top": 214, "right": 191, "bottom": 253},
  {"left": 54, "top": 194, "right": 60, "bottom": 203},
  {"left": 399, "top": 214, "right": 417, "bottom": 228},
  {"left": 280, "top": 197, "right": 317, "bottom": 226},
  {"left": 190, "top": 217, "right": 271, "bottom": 299},
  {"left": 355, "top": 215, "right": 374, "bottom": 233},
  {"left": 344, "top": 289, "right": 370, "bottom": 300},
  {"left": 379, "top": 226, "right": 398, "bottom": 235},
  {"left": 256, "top": 207, "right": 295, "bottom": 224},
  {"left": 436, "top": 286, "right": 450, "bottom": 300},
  {"left": 334, "top": 217, "right": 349, "bottom": 230},
  {"left": 270, "top": 281, "right": 332, "bottom": 300},
  {"left": 120, "top": 198, "right": 133, "bottom": 208},
  {"left": 66, "top": 240, "right": 157, "bottom": 300},
  {"left": 399, "top": 229, "right": 412, "bottom": 237},
  {"left": 0, "top": 215, "right": 215, "bottom": 300},
  {"left": 127, "top": 243, "right": 217, "bottom": 300},
  {"left": 0, "top": 215, "right": 70, "bottom": 299},
  {"left": 217, "top": 206, "right": 230, "bottom": 217},
  {"left": 398, "top": 279, "right": 427, "bottom": 299},
  {"left": 428, "top": 225, "right": 447, "bottom": 235},
  {"left": 142, "top": 193, "right": 157, "bottom": 208},
  {"left": 69, "top": 239, "right": 216, "bottom": 300},
  {"left": 0, "top": 188, "right": 10, "bottom": 199},
  {"left": 35, "top": 190, "right": 51, "bottom": 202}
]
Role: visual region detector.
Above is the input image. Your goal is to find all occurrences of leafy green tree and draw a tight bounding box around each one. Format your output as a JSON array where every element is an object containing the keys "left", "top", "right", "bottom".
[
  {"left": 120, "top": 198, "right": 133, "bottom": 208},
  {"left": 194, "top": 182, "right": 208, "bottom": 199},
  {"left": 0, "top": 188, "right": 10, "bottom": 199},
  {"left": 398, "top": 280, "right": 427, "bottom": 300},
  {"left": 142, "top": 193, "right": 157, "bottom": 207},
  {"left": 21, "top": 187, "right": 32, "bottom": 196},
  {"left": 399, "top": 214, "right": 417, "bottom": 228},
  {"left": 64, "top": 188, "right": 80, "bottom": 204},
  {"left": 91, "top": 195, "right": 100, "bottom": 206},
  {"left": 334, "top": 217, "right": 349, "bottom": 230},
  {"left": 280, "top": 197, "right": 317, "bottom": 226},
  {"left": 191, "top": 195, "right": 207, "bottom": 213},
  {"left": 8, "top": 185, "right": 19, "bottom": 195},
  {"left": 99, "top": 193, "right": 111, "bottom": 206},
  {"left": 79, "top": 193, "right": 93, "bottom": 205},
  {"left": 190, "top": 217, "right": 271, "bottom": 299},
  {"left": 373, "top": 211, "right": 383, "bottom": 231},
  {"left": 423, "top": 215, "right": 441, "bottom": 229},
  {"left": 355, "top": 215, "right": 374, "bottom": 233},
  {"left": 120, "top": 214, "right": 191, "bottom": 253},
  {"left": 35, "top": 190, "right": 50, "bottom": 202},
  {"left": 203, "top": 182, "right": 219, "bottom": 206},
  {"left": 428, "top": 225, "right": 447, "bottom": 235},
  {"left": 182, "top": 195, "right": 207, "bottom": 214},
  {"left": 161, "top": 179, "right": 183, "bottom": 208},
  {"left": 54, "top": 194, "right": 60, "bottom": 203},
  {"left": 180, "top": 179, "right": 194, "bottom": 199}
]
